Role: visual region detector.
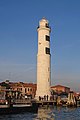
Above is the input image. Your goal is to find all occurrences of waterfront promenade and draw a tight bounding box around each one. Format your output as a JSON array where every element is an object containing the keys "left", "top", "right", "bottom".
[{"left": 13, "top": 98, "right": 80, "bottom": 107}]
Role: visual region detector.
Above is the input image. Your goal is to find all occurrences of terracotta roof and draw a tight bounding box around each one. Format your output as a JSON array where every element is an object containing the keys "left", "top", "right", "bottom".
[
  {"left": 51, "top": 85, "right": 70, "bottom": 89},
  {"left": 9, "top": 82, "right": 37, "bottom": 88}
]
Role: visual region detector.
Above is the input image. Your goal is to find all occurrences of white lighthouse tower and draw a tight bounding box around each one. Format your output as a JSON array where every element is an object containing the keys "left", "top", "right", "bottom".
[{"left": 36, "top": 18, "right": 51, "bottom": 100}]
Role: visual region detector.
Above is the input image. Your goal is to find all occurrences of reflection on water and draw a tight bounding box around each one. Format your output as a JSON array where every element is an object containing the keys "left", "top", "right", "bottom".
[
  {"left": 35, "top": 107, "right": 55, "bottom": 120},
  {"left": 0, "top": 107, "right": 80, "bottom": 120},
  {"left": 34, "top": 106, "right": 80, "bottom": 120}
]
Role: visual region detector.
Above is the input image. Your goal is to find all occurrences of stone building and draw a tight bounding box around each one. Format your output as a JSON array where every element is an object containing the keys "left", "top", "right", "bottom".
[
  {"left": 51, "top": 85, "right": 70, "bottom": 94},
  {"left": 10, "top": 82, "right": 37, "bottom": 99}
]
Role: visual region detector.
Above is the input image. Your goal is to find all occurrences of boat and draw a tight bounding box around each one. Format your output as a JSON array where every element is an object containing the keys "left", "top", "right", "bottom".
[{"left": 0, "top": 100, "right": 38, "bottom": 114}]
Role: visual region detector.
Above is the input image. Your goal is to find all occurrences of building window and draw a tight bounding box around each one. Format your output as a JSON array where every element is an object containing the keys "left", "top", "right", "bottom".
[
  {"left": 28, "top": 88, "right": 29, "bottom": 91},
  {"left": 25, "top": 88, "right": 27, "bottom": 93},
  {"left": 21, "top": 88, "right": 22, "bottom": 91},
  {"left": 17, "top": 88, "right": 19, "bottom": 91},
  {"left": 45, "top": 47, "right": 50, "bottom": 54},
  {"left": 46, "top": 35, "right": 50, "bottom": 41},
  {"left": 30, "top": 88, "right": 32, "bottom": 91}
]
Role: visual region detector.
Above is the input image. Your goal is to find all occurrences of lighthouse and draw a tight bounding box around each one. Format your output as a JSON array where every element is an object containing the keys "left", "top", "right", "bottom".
[{"left": 36, "top": 18, "right": 51, "bottom": 100}]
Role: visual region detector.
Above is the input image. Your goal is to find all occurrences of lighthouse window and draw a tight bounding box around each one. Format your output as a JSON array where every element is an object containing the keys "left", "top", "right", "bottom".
[
  {"left": 46, "top": 35, "right": 50, "bottom": 41},
  {"left": 45, "top": 47, "right": 50, "bottom": 54},
  {"left": 45, "top": 23, "right": 49, "bottom": 28}
]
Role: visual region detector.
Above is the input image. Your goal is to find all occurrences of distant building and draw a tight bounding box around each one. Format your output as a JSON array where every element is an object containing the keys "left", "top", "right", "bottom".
[
  {"left": 0, "top": 85, "right": 6, "bottom": 99},
  {"left": 10, "top": 82, "right": 37, "bottom": 99},
  {"left": 67, "top": 91, "right": 76, "bottom": 105},
  {"left": 0, "top": 83, "right": 17, "bottom": 100},
  {"left": 51, "top": 85, "right": 70, "bottom": 94}
]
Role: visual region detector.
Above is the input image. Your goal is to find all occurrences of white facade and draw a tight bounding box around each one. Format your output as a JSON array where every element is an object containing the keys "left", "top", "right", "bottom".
[{"left": 36, "top": 18, "right": 51, "bottom": 100}]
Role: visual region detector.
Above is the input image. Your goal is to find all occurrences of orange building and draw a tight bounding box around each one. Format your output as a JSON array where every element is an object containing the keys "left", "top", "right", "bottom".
[
  {"left": 51, "top": 85, "right": 70, "bottom": 94},
  {"left": 10, "top": 82, "right": 37, "bottom": 98}
]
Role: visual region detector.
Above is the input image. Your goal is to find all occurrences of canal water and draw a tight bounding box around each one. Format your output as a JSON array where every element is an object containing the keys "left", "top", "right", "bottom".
[{"left": 0, "top": 107, "right": 80, "bottom": 120}]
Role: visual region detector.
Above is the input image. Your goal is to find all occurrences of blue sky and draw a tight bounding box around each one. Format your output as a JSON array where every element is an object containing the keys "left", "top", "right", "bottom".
[{"left": 0, "top": 0, "right": 80, "bottom": 91}]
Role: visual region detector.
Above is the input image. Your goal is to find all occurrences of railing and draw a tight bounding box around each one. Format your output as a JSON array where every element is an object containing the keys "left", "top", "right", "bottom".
[
  {"left": 37, "top": 26, "right": 51, "bottom": 29},
  {"left": 14, "top": 99, "right": 31, "bottom": 104}
]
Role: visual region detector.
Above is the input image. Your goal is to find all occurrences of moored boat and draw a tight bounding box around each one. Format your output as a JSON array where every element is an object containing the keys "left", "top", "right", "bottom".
[{"left": 0, "top": 100, "right": 38, "bottom": 114}]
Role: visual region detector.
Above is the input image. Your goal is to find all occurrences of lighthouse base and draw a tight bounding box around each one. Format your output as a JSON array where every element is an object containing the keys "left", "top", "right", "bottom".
[{"left": 35, "top": 91, "right": 51, "bottom": 101}]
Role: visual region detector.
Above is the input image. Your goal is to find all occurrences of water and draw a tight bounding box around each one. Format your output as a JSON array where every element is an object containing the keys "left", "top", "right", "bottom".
[{"left": 0, "top": 107, "right": 80, "bottom": 120}]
